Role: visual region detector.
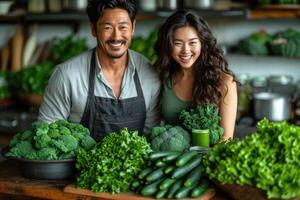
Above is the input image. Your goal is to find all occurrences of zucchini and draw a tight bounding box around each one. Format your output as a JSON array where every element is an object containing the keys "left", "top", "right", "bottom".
[
  {"left": 164, "top": 165, "right": 175, "bottom": 174},
  {"left": 146, "top": 167, "right": 165, "bottom": 182},
  {"left": 150, "top": 151, "right": 178, "bottom": 161},
  {"left": 167, "top": 179, "right": 183, "bottom": 199},
  {"left": 184, "top": 165, "right": 203, "bottom": 187},
  {"left": 162, "top": 151, "right": 182, "bottom": 162},
  {"left": 191, "top": 178, "right": 209, "bottom": 198},
  {"left": 159, "top": 178, "right": 177, "bottom": 190},
  {"left": 174, "top": 183, "right": 197, "bottom": 199},
  {"left": 131, "top": 180, "right": 140, "bottom": 190},
  {"left": 172, "top": 156, "right": 202, "bottom": 179},
  {"left": 155, "top": 187, "right": 169, "bottom": 199},
  {"left": 176, "top": 151, "right": 199, "bottom": 167},
  {"left": 155, "top": 160, "right": 167, "bottom": 168},
  {"left": 140, "top": 178, "right": 164, "bottom": 197},
  {"left": 138, "top": 167, "right": 153, "bottom": 180}
]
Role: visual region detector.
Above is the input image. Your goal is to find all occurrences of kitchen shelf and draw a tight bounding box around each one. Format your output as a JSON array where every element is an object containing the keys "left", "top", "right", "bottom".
[
  {"left": 0, "top": 6, "right": 299, "bottom": 24},
  {"left": 247, "top": 4, "right": 300, "bottom": 19},
  {"left": 0, "top": 8, "right": 247, "bottom": 24}
]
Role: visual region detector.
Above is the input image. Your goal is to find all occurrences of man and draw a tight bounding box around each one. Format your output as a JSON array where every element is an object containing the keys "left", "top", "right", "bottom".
[{"left": 38, "top": 0, "right": 161, "bottom": 142}]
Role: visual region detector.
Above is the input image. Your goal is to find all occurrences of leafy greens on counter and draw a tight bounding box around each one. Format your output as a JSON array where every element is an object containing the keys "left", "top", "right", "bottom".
[
  {"left": 203, "top": 118, "right": 300, "bottom": 199},
  {"left": 76, "top": 128, "right": 152, "bottom": 194}
]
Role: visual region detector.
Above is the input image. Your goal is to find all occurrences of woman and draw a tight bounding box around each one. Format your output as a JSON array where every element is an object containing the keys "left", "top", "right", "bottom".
[{"left": 154, "top": 10, "right": 237, "bottom": 139}]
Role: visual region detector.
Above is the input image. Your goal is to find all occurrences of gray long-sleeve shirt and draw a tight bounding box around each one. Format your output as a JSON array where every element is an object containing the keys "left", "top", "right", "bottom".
[{"left": 38, "top": 48, "right": 161, "bottom": 134}]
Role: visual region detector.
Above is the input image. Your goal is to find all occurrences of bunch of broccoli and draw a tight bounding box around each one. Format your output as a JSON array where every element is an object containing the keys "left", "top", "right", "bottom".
[
  {"left": 150, "top": 125, "right": 191, "bottom": 151},
  {"left": 6, "top": 120, "right": 96, "bottom": 160}
]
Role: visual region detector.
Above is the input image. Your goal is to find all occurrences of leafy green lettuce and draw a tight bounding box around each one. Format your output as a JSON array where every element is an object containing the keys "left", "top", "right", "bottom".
[{"left": 203, "top": 118, "right": 300, "bottom": 199}]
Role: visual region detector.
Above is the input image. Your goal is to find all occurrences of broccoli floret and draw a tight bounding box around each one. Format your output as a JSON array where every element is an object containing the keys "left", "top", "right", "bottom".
[
  {"left": 59, "top": 126, "right": 72, "bottom": 135},
  {"left": 80, "top": 135, "right": 96, "bottom": 150},
  {"left": 52, "top": 135, "right": 78, "bottom": 153},
  {"left": 150, "top": 125, "right": 191, "bottom": 151},
  {"left": 32, "top": 121, "right": 49, "bottom": 136},
  {"left": 54, "top": 120, "right": 70, "bottom": 127},
  {"left": 48, "top": 128, "right": 60, "bottom": 138},
  {"left": 9, "top": 132, "right": 22, "bottom": 147},
  {"left": 34, "top": 134, "right": 52, "bottom": 149},
  {"left": 37, "top": 147, "right": 58, "bottom": 160},
  {"left": 20, "top": 130, "right": 34, "bottom": 142},
  {"left": 6, "top": 141, "right": 35, "bottom": 158},
  {"left": 151, "top": 126, "right": 167, "bottom": 139},
  {"left": 49, "top": 122, "right": 58, "bottom": 129}
]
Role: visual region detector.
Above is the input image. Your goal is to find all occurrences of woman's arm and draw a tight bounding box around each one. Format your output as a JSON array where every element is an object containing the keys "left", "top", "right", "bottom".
[{"left": 219, "top": 75, "right": 238, "bottom": 140}]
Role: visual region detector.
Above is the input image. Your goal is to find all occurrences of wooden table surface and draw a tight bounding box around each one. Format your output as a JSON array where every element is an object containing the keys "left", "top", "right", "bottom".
[{"left": 0, "top": 157, "right": 231, "bottom": 200}]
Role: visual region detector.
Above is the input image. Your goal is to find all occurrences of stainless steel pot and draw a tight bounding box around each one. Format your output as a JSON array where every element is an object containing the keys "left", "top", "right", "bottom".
[
  {"left": 62, "top": 0, "right": 87, "bottom": 11},
  {"left": 156, "top": 0, "right": 177, "bottom": 11},
  {"left": 253, "top": 92, "right": 291, "bottom": 121},
  {"left": 183, "top": 0, "right": 215, "bottom": 9}
]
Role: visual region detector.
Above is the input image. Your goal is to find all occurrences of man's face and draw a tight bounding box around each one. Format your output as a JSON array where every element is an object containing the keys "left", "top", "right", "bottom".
[{"left": 91, "top": 8, "right": 135, "bottom": 59}]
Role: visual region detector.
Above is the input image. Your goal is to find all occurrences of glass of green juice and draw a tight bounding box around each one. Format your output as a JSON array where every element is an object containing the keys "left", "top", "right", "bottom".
[{"left": 192, "top": 129, "right": 210, "bottom": 147}]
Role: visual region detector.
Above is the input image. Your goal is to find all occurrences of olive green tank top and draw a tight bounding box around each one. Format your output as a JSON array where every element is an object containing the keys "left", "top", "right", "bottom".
[{"left": 161, "top": 77, "right": 191, "bottom": 125}]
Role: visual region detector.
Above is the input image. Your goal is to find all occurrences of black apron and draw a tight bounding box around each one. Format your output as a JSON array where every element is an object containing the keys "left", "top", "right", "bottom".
[{"left": 80, "top": 49, "right": 146, "bottom": 142}]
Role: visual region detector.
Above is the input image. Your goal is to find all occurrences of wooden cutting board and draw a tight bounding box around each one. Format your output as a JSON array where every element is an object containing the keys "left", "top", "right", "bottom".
[{"left": 63, "top": 184, "right": 216, "bottom": 200}]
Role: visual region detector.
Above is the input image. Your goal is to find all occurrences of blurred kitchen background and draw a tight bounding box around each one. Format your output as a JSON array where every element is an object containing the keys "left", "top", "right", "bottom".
[{"left": 0, "top": 0, "right": 300, "bottom": 143}]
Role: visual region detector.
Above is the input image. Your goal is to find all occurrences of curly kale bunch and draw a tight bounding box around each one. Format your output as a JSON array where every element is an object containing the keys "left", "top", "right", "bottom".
[
  {"left": 76, "top": 128, "right": 151, "bottom": 194},
  {"left": 179, "top": 103, "right": 224, "bottom": 145},
  {"left": 150, "top": 125, "right": 191, "bottom": 151},
  {"left": 6, "top": 120, "right": 96, "bottom": 160}
]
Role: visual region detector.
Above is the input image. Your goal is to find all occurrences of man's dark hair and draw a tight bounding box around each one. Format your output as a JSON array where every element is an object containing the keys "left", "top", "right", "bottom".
[{"left": 86, "top": 0, "right": 137, "bottom": 25}]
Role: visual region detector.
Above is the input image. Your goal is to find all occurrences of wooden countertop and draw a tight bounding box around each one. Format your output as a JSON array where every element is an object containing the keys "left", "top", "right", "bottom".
[{"left": 0, "top": 157, "right": 231, "bottom": 200}]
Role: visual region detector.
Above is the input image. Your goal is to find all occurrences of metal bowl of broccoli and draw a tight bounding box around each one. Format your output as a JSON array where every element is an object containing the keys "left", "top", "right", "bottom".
[
  {"left": 3, "top": 146, "right": 76, "bottom": 180},
  {"left": 2, "top": 120, "right": 97, "bottom": 180}
]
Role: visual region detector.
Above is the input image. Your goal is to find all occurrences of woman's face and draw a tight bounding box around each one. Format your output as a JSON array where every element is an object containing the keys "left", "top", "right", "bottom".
[
  {"left": 91, "top": 8, "right": 135, "bottom": 59},
  {"left": 171, "top": 26, "right": 201, "bottom": 70}
]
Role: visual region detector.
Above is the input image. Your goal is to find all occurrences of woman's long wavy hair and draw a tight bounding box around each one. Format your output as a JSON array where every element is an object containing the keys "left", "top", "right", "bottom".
[{"left": 154, "top": 9, "right": 236, "bottom": 107}]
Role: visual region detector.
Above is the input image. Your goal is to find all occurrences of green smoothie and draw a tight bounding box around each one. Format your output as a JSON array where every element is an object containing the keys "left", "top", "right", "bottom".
[{"left": 192, "top": 129, "right": 210, "bottom": 147}]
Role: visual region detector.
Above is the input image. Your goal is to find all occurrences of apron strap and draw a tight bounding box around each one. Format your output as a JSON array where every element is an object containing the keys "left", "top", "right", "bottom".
[{"left": 84, "top": 48, "right": 97, "bottom": 134}]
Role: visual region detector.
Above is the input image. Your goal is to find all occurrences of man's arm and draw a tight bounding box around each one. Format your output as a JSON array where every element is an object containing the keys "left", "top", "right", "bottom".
[
  {"left": 38, "top": 66, "right": 71, "bottom": 123},
  {"left": 143, "top": 82, "right": 161, "bottom": 135}
]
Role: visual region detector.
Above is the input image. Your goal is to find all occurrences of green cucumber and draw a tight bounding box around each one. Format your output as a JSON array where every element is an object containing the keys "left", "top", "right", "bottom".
[
  {"left": 155, "top": 160, "right": 167, "bottom": 167},
  {"left": 172, "top": 156, "right": 202, "bottom": 179},
  {"left": 155, "top": 187, "right": 169, "bottom": 199},
  {"left": 191, "top": 178, "right": 209, "bottom": 197},
  {"left": 176, "top": 151, "right": 199, "bottom": 167},
  {"left": 146, "top": 167, "right": 165, "bottom": 182},
  {"left": 131, "top": 180, "right": 140, "bottom": 190},
  {"left": 140, "top": 178, "right": 165, "bottom": 197},
  {"left": 138, "top": 167, "right": 153, "bottom": 180},
  {"left": 174, "top": 183, "right": 197, "bottom": 199},
  {"left": 159, "top": 178, "right": 177, "bottom": 190},
  {"left": 162, "top": 151, "right": 182, "bottom": 162},
  {"left": 167, "top": 179, "right": 183, "bottom": 199},
  {"left": 150, "top": 151, "right": 179, "bottom": 160},
  {"left": 184, "top": 165, "right": 203, "bottom": 187},
  {"left": 164, "top": 165, "right": 175, "bottom": 174}
]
